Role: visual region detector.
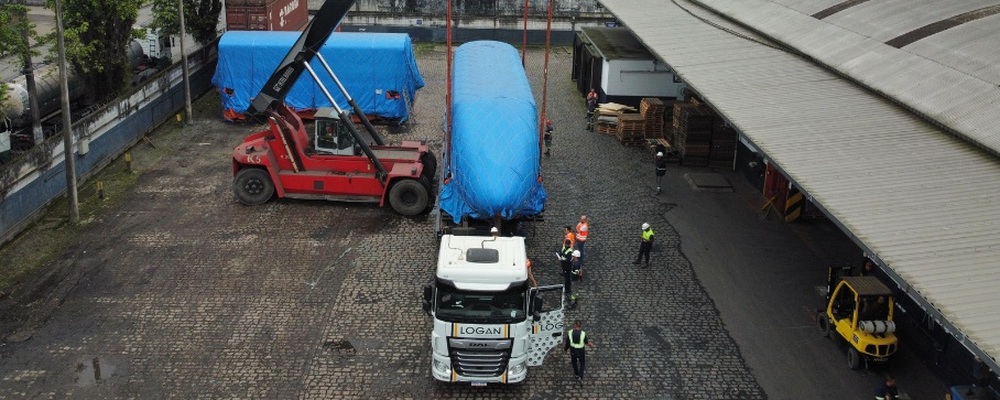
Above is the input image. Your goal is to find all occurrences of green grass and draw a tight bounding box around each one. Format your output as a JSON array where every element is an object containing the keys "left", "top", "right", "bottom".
[{"left": 0, "top": 96, "right": 209, "bottom": 293}]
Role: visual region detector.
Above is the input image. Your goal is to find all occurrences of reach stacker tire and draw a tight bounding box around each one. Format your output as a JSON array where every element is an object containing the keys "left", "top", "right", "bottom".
[
  {"left": 389, "top": 178, "right": 429, "bottom": 216},
  {"left": 234, "top": 168, "right": 275, "bottom": 205}
]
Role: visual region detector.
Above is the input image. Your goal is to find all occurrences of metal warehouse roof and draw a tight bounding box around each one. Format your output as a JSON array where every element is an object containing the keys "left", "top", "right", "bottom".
[
  {"left": 579, "top": 27, "right": 657, "bottom": 60},
  {"left": 600, "top": 0, "right": 1000, "bottom": 371},
  {"left": 697, "top": 0, "right": 1000, "bottom": 156}
]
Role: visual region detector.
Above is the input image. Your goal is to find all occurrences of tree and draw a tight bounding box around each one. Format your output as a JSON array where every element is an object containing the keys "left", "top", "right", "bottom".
[
  {"left": 151, "top": 0, "right": 221, "bottom": 47},
  {"left": 0, "top": 3, "right": 30, "bottom": 58},
  {"left": 0, "top": 2, "right": 35, "bottom": 112},
  {"left": 47, "top": 0, "right": 143, "bottom": 102}
]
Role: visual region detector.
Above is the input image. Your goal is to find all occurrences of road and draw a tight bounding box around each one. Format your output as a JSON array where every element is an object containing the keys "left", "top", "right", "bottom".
[{"left": 0, "top": 45, "right": 948, "bottom": 398}]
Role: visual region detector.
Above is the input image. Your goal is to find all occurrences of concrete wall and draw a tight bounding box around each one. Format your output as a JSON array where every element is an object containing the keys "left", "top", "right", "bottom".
[
  {"left": 328, "top": 0, "right": 617, "bottom": 45},
  {"left": 0, "top": 47, "right": 218, "bottom": 246},
  {"left": 602, "top": 58, "right": 682, "bottom": 98}
]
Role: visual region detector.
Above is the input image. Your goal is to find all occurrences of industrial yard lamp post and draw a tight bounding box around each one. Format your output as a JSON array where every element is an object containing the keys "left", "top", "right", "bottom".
[
  {"left": 179, "top": 0, "right": 192, "bottom": 125},
  {"left": 54, "top": 0, "right": 79, "bottom": 223}
]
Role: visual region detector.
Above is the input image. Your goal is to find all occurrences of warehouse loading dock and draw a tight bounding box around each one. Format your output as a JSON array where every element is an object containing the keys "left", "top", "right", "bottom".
[{"left": 572, "top": 27, "right": 685, "bottom": 108}]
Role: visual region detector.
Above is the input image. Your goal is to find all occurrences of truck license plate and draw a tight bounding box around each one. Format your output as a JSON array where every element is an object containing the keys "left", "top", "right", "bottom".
[{"left": 471, "top": 381, "right": 487, "bottom": 387}]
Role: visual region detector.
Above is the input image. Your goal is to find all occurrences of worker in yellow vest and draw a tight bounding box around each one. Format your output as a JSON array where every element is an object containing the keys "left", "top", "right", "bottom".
[
  {"left": 563, "top": 319, "right": 595, "bottom": 384},
  {"left": 633, "top": 222, "right": 655, "bottom": 268}
]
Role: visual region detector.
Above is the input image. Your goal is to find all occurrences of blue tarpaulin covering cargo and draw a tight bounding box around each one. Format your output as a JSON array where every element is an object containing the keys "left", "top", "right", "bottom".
[
  {"left": 440, "top": 41, "right": 547, "bottom": 222},
  {"left": 212, "top": 31, "right": 424, "bottom": 122}
]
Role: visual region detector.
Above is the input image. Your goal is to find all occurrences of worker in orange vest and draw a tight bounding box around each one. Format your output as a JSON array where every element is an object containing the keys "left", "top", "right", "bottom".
[
  {"left": 575, "top": 215, "right": 589, "bottom": 264},
  {"left": 526, "top": 258, "right": 538, "bottom": 287},
  {"left": 563, "top": 226, "right": 576, "bottom": 250}
]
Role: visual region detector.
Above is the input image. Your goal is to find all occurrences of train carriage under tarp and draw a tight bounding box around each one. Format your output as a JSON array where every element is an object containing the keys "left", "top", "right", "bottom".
[
  {"left": 213, "top": 31, "right": 424, "bottom": 123},
  {"left": 440, "top": 41, "right": 547, "bottom": 222}
]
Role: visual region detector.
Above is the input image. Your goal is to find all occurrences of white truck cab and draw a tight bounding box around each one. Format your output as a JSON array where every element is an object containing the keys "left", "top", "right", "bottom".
[{"left": 423, "top": 234, "right": 564, "bottom": 385}]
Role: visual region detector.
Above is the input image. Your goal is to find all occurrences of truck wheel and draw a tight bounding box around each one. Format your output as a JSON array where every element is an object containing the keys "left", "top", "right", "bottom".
[
  {"left": 234, "top": 168, "right": 274, "bottom": 205},
  {"left": 389, "top": 178, "right": 428, "bottom": 216},
  {"left": 847, "top": 347, "right": 861, "bottom": 370},
  {"left": 817, "top": 312, "right": 832, "bottom": 338}
]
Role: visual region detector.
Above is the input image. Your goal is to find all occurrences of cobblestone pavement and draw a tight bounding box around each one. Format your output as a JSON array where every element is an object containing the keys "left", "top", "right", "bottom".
[{"left": 0, "top": 46, "right": 767, "bottom": 399}]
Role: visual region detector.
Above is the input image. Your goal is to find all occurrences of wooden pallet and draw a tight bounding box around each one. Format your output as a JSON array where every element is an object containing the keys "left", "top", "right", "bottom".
[
  {"left": 596, "top": 121, "right": 617, "bottom": 135},
  {"left": 616, "top": 114, "right": 646, "bottom": 144},
  {"left": 640, "top": 98, "right": 667, "bottom": 117},
  {"left": 644, "top": 117, "right": 665, "bottom": 139}
]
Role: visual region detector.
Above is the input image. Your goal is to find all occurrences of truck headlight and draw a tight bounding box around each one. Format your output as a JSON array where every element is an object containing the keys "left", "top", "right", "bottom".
[
  {"left": 433, "top": 359, "right": 451, "bottom": 374},
  {"left": 509, "top": 362, "right": 526, "bottom": 375}
]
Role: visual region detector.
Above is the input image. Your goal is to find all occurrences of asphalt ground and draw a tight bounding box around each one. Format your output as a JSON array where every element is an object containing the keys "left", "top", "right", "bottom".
[{"left": 0, "top": 45, "right": 947, "bottom": 398}]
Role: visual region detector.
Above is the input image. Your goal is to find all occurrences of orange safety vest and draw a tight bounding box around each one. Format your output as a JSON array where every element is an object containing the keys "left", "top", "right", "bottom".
[
  {"left": 575, "top": 222, "right": 589, "bottom": 242},
  {"left": 564, "top": 231, "right": 576, "bottom": 247}
]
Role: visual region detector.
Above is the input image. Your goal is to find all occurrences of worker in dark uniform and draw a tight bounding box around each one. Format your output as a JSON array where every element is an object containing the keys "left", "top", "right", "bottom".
[
  {"left": 564, "top": 319, "right": 595, "bottom": 384},
  {"left": 586, "top": 88, "right": 598, "bottom": 131},
  {"left": 544, "top": 119, "right": 554, "bottom": 156},
  {"left": 633, "top": 222, "right": 655, "bottom": 268},
  {"left": 571, "top": 250, "right": 583, "bottom": 281},
  {"left": 874, "top": 376, "right": 899, "bottom": 400},
  {"left": 655, "top": 151, "right": 667, "bottom": 194},
  {"left": 559, "top": 240, "right": 574, "bottom": 298}
]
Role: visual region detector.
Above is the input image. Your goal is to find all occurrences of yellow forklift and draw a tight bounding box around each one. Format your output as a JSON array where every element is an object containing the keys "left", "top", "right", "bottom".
[{"left": 817, "top": 266, "right": 898, "bottom": 369}]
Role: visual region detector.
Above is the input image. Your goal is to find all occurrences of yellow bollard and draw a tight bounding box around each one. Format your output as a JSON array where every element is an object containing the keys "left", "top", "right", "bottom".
[
  {"left": 97, "top": 181, "right": 104, "bottom": 199},
  {"left": 176, "top": 113, "right": 182, "bottom": 122},
  {"left": 125, "top": 152, "right": 132, "bottom": 173}
]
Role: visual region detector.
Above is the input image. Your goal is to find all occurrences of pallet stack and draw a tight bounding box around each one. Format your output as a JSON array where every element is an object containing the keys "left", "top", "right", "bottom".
[
  {"left": 616, "top": 114, "right": 646, "bottom": 145},
  {"left": 594, "top": 102, "right": 636, "bottom": 136},
  {"left": 672, "top": 102, "right": 714, "bottom": 167},
  {"left": 640, "top": 98, "right": 667, "bottom": 139}
]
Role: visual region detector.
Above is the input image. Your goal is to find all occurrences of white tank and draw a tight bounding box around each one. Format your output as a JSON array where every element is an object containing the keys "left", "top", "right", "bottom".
[{"left": 859, "top": 320, "right": 896, "bottom": 334}]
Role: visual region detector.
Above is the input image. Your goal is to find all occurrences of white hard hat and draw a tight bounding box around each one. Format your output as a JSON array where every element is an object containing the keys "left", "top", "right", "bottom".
[
  {"left": 572, "top": 250, "right": 581, "bottom": 257},
  {"left": 642, "top": 222, "right": 650, "bottom": 230},
  {"left": 490, "top": 227, "right": 499, "bottom": 233},
  {"left": 656, "top": 152, "right": 664, "bottom": 157}
]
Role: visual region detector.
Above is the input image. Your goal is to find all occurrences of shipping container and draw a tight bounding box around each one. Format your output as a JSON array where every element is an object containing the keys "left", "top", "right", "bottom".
[{"left": 225, "top": 0, "right": 308, "bottom": 31}]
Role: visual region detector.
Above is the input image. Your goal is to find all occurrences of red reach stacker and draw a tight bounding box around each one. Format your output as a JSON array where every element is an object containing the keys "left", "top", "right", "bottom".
[{"left": 231, "top": 0, "right": 435, "bottom": 216}]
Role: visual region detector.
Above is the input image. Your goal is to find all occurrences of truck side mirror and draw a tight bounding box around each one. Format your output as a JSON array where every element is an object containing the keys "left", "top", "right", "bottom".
[
  {"left": 532, "top": 295, "right": 543, "bottom": 314},
  {"left": 421, "top": 284, "right": 433, "bottom": 316}
]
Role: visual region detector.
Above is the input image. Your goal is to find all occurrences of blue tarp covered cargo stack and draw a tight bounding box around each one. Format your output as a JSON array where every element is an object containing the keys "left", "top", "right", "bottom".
[
  {"left": 440, "top": 41, "right": 547, "bottom": 222},
  {"left": 212, "top": 31, "right": 424, "bottom": 122}
]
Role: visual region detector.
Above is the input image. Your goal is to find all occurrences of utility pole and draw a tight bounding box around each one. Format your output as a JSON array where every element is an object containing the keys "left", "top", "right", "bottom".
[
  {"left": 179, "top": 0, "right": 192, "bottom": 124},
  {"left": 54, "top": 0, "right": 78, "bottom": 223}
]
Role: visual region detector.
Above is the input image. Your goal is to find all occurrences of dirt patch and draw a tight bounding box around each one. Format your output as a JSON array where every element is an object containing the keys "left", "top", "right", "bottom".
[{"left": 0, "top": 90, "right": 239, "bottom": 343}]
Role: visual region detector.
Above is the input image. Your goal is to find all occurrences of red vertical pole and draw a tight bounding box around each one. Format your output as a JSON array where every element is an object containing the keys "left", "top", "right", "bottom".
[
  {"left": 522, "top": 0, "right": 529, "bottom": 66},
  {"left": 539, "top": 0, "right": 553, "bottom": 157},
  {"left": 446, "top": 0, "right": 453, "bottom": 166}
]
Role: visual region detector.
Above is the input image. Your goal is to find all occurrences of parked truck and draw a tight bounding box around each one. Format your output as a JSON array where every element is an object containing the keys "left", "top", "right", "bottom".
[
  {"left": 420, "top": 40, "right": 563, "bottom": 385},
  {"left": 230, "top": 0, "right": 434, "bottom": 215},
  {"left": 422, "top": 233, "right": 564, "bottom": 385}
]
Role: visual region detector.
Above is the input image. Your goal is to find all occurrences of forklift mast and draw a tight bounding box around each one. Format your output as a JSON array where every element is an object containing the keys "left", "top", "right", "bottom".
[
  {"left": 243, "top": 0, "right": 390, "bottom": 179},
  {"left": 246, "top": 0, "right": 354, "bottom": 115}
]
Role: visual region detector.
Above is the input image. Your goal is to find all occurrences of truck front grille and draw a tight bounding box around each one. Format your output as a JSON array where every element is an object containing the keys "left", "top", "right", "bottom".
[{"left": 448, "top": 338, "right": 513, "bottom": 378}]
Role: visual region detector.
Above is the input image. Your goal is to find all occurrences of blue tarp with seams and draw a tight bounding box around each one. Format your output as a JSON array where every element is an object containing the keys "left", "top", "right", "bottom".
[
  {"left": 212, "top": 31, "right": 424, "bottom": 122},
  {"left": 440, "top": 41, "right": 547, "bottom": 222}
]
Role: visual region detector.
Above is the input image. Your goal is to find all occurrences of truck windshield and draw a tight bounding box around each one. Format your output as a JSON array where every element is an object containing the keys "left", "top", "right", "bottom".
[{"left": 435, "top": 286, "right": 527, "bottom": 324}]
